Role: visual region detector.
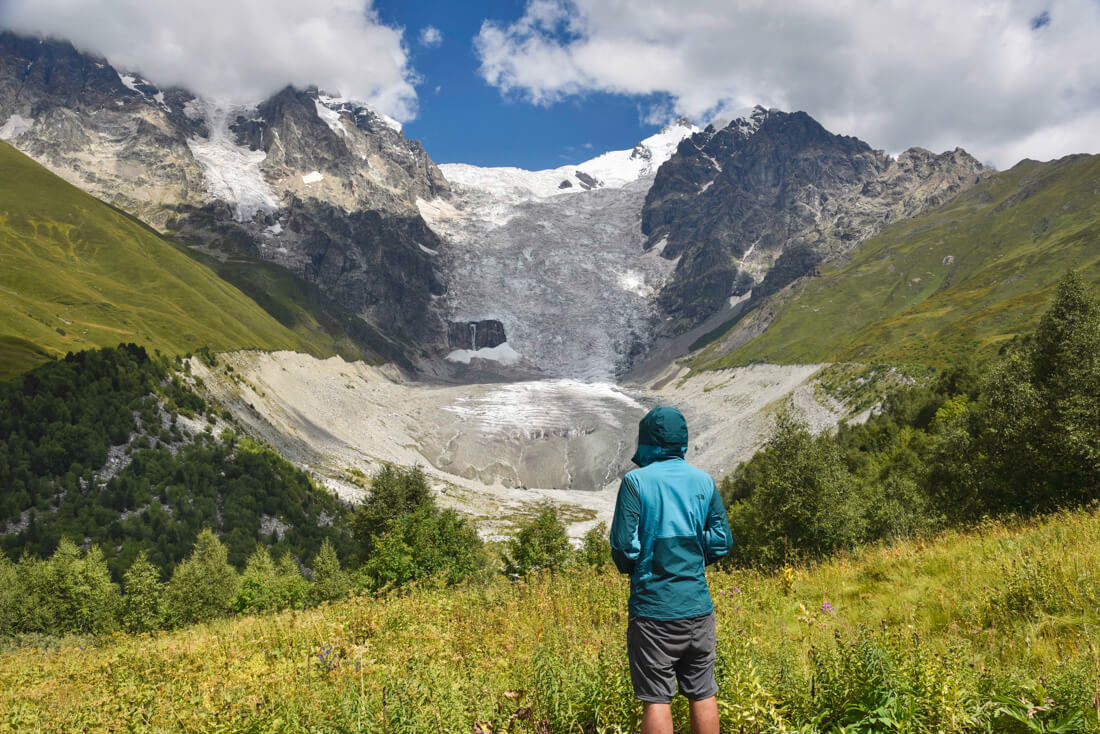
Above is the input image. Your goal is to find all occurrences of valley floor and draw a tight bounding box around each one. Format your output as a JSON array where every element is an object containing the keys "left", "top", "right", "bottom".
[
  {"left": 193, "top": 351, "right": 846, "bottom": 538},
  {"left": 3, "top": 507, "right": 1098, "bottom": 732}
]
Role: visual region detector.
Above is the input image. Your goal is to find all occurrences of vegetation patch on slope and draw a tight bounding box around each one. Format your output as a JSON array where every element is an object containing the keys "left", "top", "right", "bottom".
[
  {"left": 0, "top": 344, "right": 352, "bottom": 579},
  {"left": 0, "top": 142, "right": 330, "bottom": 378},
  {"left": 697, "top": 154, "right": 1100, "bottom": 370},
  {"left": 724, "top": 272, "right": 1100, "bottom": 568}
]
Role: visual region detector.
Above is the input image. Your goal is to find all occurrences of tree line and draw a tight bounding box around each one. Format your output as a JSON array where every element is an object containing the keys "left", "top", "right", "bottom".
[
  {"left": 723, "top": 271, "right": 1100, "bottom": 567},
  {"left": 0, "top": 461, "right": 607, "bottom": 636}
]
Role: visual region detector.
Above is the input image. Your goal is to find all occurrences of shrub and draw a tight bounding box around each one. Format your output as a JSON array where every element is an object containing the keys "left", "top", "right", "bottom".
[
  {"left": 579, "top": 521, "right": 612, "bottom": 569},
  {"left": 352, "top": 464, "right": 432, "bottom": 561},
  {"left": 504, "top": 503, "right": 573, "bottom": 577},
  {"left": 164, "top": 529, "right": 238, "bottom": 626},
  {"left": 235, "top": 546, "right": 279, "bottom": 614},
  {"left": 725, "top": 412, "right": 863, "bottom": 568},
  {"left": 363, "top": 503, "right": 486, "bottom": 589}
]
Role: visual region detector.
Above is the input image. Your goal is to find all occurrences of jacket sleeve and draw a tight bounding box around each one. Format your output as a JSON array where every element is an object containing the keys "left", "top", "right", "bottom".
[
  {"left": 609, "top": 476, "right": 641, "bottom": 575},
  {"left": 703, "top": 483, "right": 732, "bottom": 566}
]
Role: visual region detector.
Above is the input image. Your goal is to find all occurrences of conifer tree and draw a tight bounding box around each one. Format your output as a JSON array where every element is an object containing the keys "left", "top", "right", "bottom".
[
  {"left": 274, "top": 552, "right": 309, "bottom": 610},
  {"left": 0, "top": 551, "right": 18, "bottom": 635},
  {"left": 121, "top": 551, "right": 164, "bottom": 632},
  {"left": 311, "top": 538, "right": 350, "bottom": 603},
  {"left": 164, "top": 529, "right": 238, "bottom": 625}
]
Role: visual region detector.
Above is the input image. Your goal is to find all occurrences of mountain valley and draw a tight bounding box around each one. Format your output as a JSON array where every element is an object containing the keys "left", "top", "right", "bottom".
[{"left": 1, "top": 28, "right": 1098, "bottom": 542}]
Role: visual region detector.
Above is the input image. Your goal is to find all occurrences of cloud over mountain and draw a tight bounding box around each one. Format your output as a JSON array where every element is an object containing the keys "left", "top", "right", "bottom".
[
  {"left": 475, "top": 0, "right": 1100, "bottom": 167},
  {"left": 0, "top": 0, "right": 419, "bottom": 119}
]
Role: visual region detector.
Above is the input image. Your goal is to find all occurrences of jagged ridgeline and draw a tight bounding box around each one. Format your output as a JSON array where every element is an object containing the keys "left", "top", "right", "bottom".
[{"left": 0, "top": 344, "right": 353, "bottom": 578}]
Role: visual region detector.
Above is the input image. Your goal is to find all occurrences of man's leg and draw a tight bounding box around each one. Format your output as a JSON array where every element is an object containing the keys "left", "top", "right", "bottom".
[
  {"left": 688, "top": 696, "right": 719, "bottom": 734},
  {"left": 641, "top": 702, "right": 673, "bottom": 734}
]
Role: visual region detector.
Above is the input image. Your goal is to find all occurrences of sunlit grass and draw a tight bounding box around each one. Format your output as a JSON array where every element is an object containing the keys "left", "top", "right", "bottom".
[{"left": 2, "top": 507, "right": 1099, "bottom": 731}]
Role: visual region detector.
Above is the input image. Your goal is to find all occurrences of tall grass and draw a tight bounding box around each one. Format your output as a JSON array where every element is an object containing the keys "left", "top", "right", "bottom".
[{"left": 3, "top": 508, "right": 1099, "bottom": 732}]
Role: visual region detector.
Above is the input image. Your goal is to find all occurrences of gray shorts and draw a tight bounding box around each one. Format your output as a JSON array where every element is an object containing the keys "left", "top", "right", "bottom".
[{"left": 627, "top": 612, "right": 718, "bottom": 703}]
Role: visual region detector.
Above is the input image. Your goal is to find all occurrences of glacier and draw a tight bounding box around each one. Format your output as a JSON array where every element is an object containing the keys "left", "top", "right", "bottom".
[{"left": 421, "top": 121, "right": 698, "bottom": 381}]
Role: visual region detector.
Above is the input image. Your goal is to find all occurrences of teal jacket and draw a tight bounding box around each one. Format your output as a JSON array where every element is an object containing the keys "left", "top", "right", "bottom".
[{"left": 610, "top": 406, "right": 732, "bottom": 620}]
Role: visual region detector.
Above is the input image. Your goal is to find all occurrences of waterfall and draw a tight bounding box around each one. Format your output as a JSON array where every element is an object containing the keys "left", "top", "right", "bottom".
[{"left": 469, "top": 322, "right": 477, "bottom": 350}]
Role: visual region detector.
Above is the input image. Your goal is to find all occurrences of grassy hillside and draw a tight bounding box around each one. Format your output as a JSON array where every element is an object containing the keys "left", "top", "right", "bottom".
[
  {"left": 2, "top": 508, "right": 1098, "bottom": 732},
  {"left": 0, "top": 142, "right": 333, "bottom": 378},
  {"left": 696, "top": 154, "right": 1100, "bottom": 370},
  {"left": 194, "top": 254, "right": 407, "bottom": 368}
]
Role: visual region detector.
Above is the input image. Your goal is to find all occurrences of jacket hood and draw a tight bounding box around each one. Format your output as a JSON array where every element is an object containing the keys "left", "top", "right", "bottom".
[{"left": 631, "top": 406, "right": 688, "bottom": 467}]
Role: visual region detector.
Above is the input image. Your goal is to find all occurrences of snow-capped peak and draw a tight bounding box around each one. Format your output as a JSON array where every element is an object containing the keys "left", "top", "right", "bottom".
[
  {"left": 439, "top": 119, "right": 698, "bottom": 199},
  {"left": 316, "top": 93, "right": 402, "bottom": 133}
]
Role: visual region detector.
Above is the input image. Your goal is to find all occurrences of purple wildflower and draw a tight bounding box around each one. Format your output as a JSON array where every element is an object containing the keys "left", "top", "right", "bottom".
[{"left": 821, "top": 601, "right": 834, "bottom": 614}]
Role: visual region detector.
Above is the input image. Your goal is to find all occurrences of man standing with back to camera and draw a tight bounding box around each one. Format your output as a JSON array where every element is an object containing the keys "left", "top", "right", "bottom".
[{"left": 610, "top": 406, "right": 732, "bottom": 734}]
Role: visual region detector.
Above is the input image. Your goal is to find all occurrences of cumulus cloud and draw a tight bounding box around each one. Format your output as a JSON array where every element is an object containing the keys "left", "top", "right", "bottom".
[
  {"left": 475, "top": 0, "right": 1100, "bottom": 167},
  {"left": 419, "top": 25, "right": 443, "bottom": 48},
  {"left": 0, "top": 0, "right": 419, "bottom": 120}
]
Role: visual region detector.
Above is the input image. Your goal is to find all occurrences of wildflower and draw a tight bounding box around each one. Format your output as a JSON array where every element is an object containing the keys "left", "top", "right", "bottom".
[{"left": 821, "top": 601, "right": 834, "bottom": 614}]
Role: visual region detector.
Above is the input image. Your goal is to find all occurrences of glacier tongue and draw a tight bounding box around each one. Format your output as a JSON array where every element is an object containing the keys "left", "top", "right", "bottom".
[{"left": 186, "top": 100, "right": 279, "bottom": 222}]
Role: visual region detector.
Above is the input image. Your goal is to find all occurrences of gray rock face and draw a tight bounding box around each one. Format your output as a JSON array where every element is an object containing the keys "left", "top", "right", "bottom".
[
  {"left": 0, "top": 31, "right": 450, "bottom": 347},
  {"left": 643, "top": 106, "right": 984, "bottom": 332},
  {"left": 447, "top": 320, "right": 507, "bottom": 350}
]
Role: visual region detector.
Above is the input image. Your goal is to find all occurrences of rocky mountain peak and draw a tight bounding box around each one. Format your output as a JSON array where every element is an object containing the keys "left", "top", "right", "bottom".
[
  {"left": 642, "top": 107, "right": 984, "bottom": 332},
  {"left": 0, "top": 30, "right": 452, "bottom": 347}
]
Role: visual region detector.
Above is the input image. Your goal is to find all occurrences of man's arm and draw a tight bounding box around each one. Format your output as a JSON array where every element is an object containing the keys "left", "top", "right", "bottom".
[
  {"left": 609, "top": 476, "right": 641, "bottom": 575},
  {"left": 703, "top": 483, "right": 732, "bottom": 566}
]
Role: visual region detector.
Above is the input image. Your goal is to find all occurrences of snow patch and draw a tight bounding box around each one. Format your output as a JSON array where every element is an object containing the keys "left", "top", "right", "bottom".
[
  {"left": 186, "top": 101, "right": 279, "bottom": 222},
  {"left": 378, "top": 112, "right": 403, "bottom": 133},
  {"left": 729, "top": 291, "right": 752, "bottom": 307},
  {"left": 445, "top": 342, "right": 523, "bottom": 366},
  {"left": 183, "top": 99, "right": 204, "bottom": 120},
  {"left": 264, "top": 221, "right": 283, "bottom": 237},
  {"left": 616, "top": 270, "right": 652, "bottom": 297},
  {"left": 313, "top": 99, "right": 348, "bottom": 137},
  {"left": 302, "top": 171, "right": 324, "bottom": 184},
  {"left": 576, "top": 120, "right": 699, "bottom": 188},
  {"left": 418, "top": 243, "right": 438, "bottom": 255},
  {"left": 117, "top": 72, "right": 141, "bottom": 94},
  {"left": 0, "top": 114, "right": 33, "bottom": 140}
]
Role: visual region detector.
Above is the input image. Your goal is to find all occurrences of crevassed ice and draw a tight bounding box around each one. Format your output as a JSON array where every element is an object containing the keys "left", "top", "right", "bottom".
[
  {"left": 442, "top": 379, "right": 642, "bottom": 440},
  {"left": 186, "top": 100, "right": 279, "bottom": 222},
  {"left": 423, "top": 176, "right": 676, "bottom": 380}
]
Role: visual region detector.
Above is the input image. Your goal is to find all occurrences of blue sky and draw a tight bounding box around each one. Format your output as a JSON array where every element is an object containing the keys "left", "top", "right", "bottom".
[
  {"left": 373, "top": 0, "right": 668, "bottom": 169},
  {"left": 3, "top": 0, "right": 1099, "bottom": 170}
]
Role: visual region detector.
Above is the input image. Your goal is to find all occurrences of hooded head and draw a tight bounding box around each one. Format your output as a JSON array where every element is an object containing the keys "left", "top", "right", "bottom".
[{"left": 631, "top": 406, "right": 688, "bottom": 467}]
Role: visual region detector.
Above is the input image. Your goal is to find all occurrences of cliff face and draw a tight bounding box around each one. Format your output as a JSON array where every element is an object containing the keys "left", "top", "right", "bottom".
[
  {"left": 642, "top": 107, "right": 985, "bottom": 332},
  {"left": 0, "top": 31, "right": 450, "bottom": 346}
]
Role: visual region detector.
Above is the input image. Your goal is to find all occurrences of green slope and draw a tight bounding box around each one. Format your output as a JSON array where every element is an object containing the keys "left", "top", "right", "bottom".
[
  {"left": 697, "top": 154, "right": 1100, "bottom": 369},
  {"left": 0, "top": 141, "right": 334, "bottom": 378}
]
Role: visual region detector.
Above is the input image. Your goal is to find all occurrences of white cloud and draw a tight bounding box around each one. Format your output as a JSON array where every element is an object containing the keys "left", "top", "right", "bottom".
[
  {"left": 419, "top": 25, "right": 443, "bottom": 48},
  {"left": 475, "top": 0, "right": 1100, "bottom": 168},
  {"left": 0, "top": 0, "right": 419, "bottom": 120}
]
